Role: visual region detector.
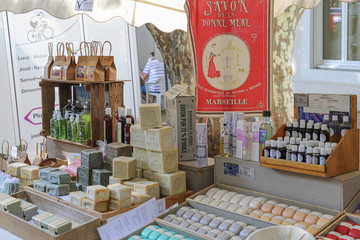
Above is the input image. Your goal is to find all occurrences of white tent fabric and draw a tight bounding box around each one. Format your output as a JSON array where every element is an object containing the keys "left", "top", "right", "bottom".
[{"left": 0, "top": 0, "right": 356, "bottom": 31}]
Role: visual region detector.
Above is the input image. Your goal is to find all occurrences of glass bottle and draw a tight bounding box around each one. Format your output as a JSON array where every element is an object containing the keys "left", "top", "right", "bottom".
[
  {"left": 63, "top": 99, "right": 73, "bottom": 116},
  {"left": 319, "top": 148, "right": 327, "bottom": 166},
  {"left": 264, "top": 141, "right": 271, "bottom": 158},
  {"left": 297, "top": 145, "right": 305, "bottom": 163},
  {"left": 124, "top": 118, "right": 132, "bottom": 144},
  {"left": 50, "top": 111, "right": 57, "bottom": 138},
  {"left": 298, "top": 120, "right": 306, "bottom": 139},
  {"left": 285, "top": 121, "right": 292, "bottom": 137},
  {"left": 291, "top": 122, "right": 299, "bottom": 138},
  {"left": 312, "top": 123, "right": 321, "bottom": 141},
  {"left": 306, "top": 147, "right": 313, "bottom": 164},
  {"left": 72, "top": 100, "right": 84, "bottom": 114},
  {"left": 329, "top": 115, "right": 341, "bottom": 143},
  {"left": 220, "top": 123, "right": 231, "bottom": 157},
  {"left": 126, "top": 108, "right": 135, "bottom": 124},
  {"left": 78, "top": 114, "right": 86, "bottom": 144},
  {"left": 320, "top": 124, "right": 329, "bottom": 143},
  {"left": 242, "top": 124, "right": 252, "bottom": 161},
  {"left": 54, "top": 112, "right": 60, "bottom": 139},
  {"left": 104, "top": 107, "right": 113, "bottom": 144},
  {"left": 82, "top": 102, "right": 91, "bottom": 141},
  {"left": 57, "top": 113, "right": 66, "bottom": 140},
  {"left": 67, "top": 114, "right": 74, "bottom": 141},
  {"left": 117, "top": 107, "right": 126, "bottom": 143},
  {"left": 305, "top": 122, "right": 313, "bottom": 141},
  {"left": 259, "top": 111, "right": 274, "bottom": 153},
  {"left": 72, "top": 114, "right": 79, "bottom": 142},
  {"left": 286, "top": 144, "right": 292, "bottom": 160},
  {"left": 340, "top": 115, "right": 351, "bottom": 138},
  {"left": 312, "top": 147, "right": 320, "bottom": 164},
  {"left": 276, "top": 141, "right": 285, "bottom": 159},
  {"left": 270, "top": 140, "right": 277, "bottom": 158},
  {"left": 291, "top": 145, "right": 298, "bottom": 162}
]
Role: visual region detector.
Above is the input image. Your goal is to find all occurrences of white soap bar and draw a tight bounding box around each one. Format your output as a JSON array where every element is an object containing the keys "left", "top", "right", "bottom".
[
  {"left": 109, "top": 176, "right": 126, "bottom": 185},
  {"left": 131, "top": 192, "right": 152, "bottom": 205},
  {"left": 69, "top": 191, "right": 87, "bottom": 206},
  {"left": 145, "top": 126, "right": 174, "bottom": 151},
  {"left": 133, "top": 148, "right": 149, "bottom": 170},
  {"left": 109, "top": 199, "right": 132, "bottom": 211},
  {"left": 143, "top": 170, "right": 158, "bottom": 182},
  {"left": 113, "top": 156, "right": 136, "bottom": 179},
  {"left": 8, "top": 163, "right": 29, "bottom": 177},
  {"left": 86, "top": 185, "right": 110, "bottom": 202},
  {"left": 130, "top": 125, "right": 147, "bottom": 149},
  {"left": 82, "top": 198, "right": 108, "bottom": 212},
  {"left": 133, "top": 181, "right": 160, "bottom": 199},
  {"left": 139, "top": 103, "right": 162, "bottom": 129},
  {"left": 156, "top": 171, "right": 186, "bottom": 197},
  {"left": 20, "top": 166, "right": 40, "bottom": 180},
  {"left": 148, "top": 149, "right": 178, "bottom": 173},
  {"left": 108, "top": 184, "right": 132, "bottom": 200}
]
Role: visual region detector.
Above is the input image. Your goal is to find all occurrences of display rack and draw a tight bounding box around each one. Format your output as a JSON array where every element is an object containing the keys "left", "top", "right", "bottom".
[{"left": 40, "top": 78, "right": 125, "bottom": 147}]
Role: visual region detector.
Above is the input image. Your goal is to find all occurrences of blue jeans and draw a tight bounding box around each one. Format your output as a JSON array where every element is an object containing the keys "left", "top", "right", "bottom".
[{"left": 141, "top": 85, "right": 146, "bottom": 94}]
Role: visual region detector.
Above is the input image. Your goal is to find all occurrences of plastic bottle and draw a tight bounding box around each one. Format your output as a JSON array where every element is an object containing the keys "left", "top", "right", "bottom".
[
  {"left": 312, "top": 123, "right": 321, "bottom": 141},
  {"left": 104, "top": 107, "right": 113, "bottom": 144},
  {"left": 124, "top": 118, "right": 132, "bottom": 144},
  {"left": 117, "top": 107, "right": 126, "bottom": 143},
  {"left": 312, "top": 147, "right": 320, "bottom": 164},
  {"left": 50, "top": 111, "right": 57, "bottom": 138},
  {"left": 298, "top": 121, "right": 306, "bottom": 139},
  {"left": 72, "top": 114, "right": 79, "bottom": 142},
  {"left": 270, "top": 141, "right": 277, "bottom": 158},
  {"left": 285, "top": 122, "right": 292, "bottom": 137},
  {"left": 297, "top": 145, "right": 305, "bottom": 163},
  {"left": 67, "top": 114, "right": 74, "bottom": 141},
  {"left": 320, "top": 124, "right": 329, "bottom": 143},
  {"left": 72, "top": 100, "right": 84, "bottom": 114},
  {"left": 264, "top": 141, "right": 271, "bottom": 158},
  {"left": 291, "top": 145, "right": 297, "bottom": 162},
  {"left": 82, "top": 102, "right": 91, "bottom": 141},
  {"left": 126, "top": 108, "right": 135, "bottom": 124},
  {"left": 57, "top": 113, "right": 66, "bottom": 140},
  {"left": 291, "top": 122, "right": 299, "bottom": 138},
  {"left": 220, "top": 123, "right": 231, "bottom": 157},
  {"left": 259, "top": 111, "right": 274, "bottom": 153},
  {"left": 340, "top": 115, "right": 351, "bottom": 138},
  {"left": 319, "top": 148, "right": 327, "bottom": 166},
  {"left": 78, "top": 114, "right": 86, "bottom": 144},
  {"left": 305, "top": 122, "right": 313, "bottom": 141},
  {"left": 329, "top": 115, "right": 341, "bottom": 143},
  {"left": 306, "top": 147, "right": 313, "bottom": 164},
  {"left": 242, "top": 124, "right": 252, "bottom": 161},
  {"left": 63, "top": 99, "right": 73, "bottom": 116}
]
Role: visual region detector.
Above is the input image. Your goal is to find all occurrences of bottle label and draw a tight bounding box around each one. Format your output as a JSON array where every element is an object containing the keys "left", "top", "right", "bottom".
[
  {"left": 305, "top": 133, "right": 311, "bottom": 140},
  {"left": 252, "top": 131, "right": 259, "bottom": 143},
  {"left": 329, "top": 128, "right": 334, "bottom": 137},
  {"left": 259, "top": 129, "right": 267, "bottom": 144},
  {"left": 341, "top": 129, "right": 348, "bottom": 137},
  {"left": 306, "top": 155, "right": 312, "bottom": 164},
  {"left": 270, "top": 149, "right": 276, "bottom": 158},
  {"left": 320, "top": 133, "right": 327, "bottom": 142},
  {"left": 320, "top": 156, "right": 326, "bottom": 166},
  {"left": 312, "top": 133, "right": 318, "bottom": 140},
  {"left": 297, "top": 154, "right": 303, "bottom": 162},
  {"left": 292, "top": 131, "right": 298, "bottom": 138},
  {"left": 285, "top": 130, "right": 291, "bottom": 137},
  {"left": 237, "top": 130, "right": 243, "bottom": 140},
  {"left": 242, "top": 138, "right": 248, "bottom": 148},
  {"left": 298, "top": 132, "right": 303, "bottom": 139},
  {"left": 264, "top": 149, "right": 270, "bottom": 158},
  {"left": 286, "top": 151, "right": 291, "bottom": 160},
  {"left": 117, "top": 121, "right": 122, "bottom": 142},
  {"left": 312, "top": 156, "right": 319, "bottom": 164},
  {"left": 276, "top": 149, "right": 281, "bottom": 159},
  {"left": 291, "top": 153, "right": 297, "bottom": 162}
]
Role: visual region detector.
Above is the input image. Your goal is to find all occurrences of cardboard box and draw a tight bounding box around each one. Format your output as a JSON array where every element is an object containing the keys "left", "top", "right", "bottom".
[{"left": 164, "top": 85, "right": 196, "bottom": 161}]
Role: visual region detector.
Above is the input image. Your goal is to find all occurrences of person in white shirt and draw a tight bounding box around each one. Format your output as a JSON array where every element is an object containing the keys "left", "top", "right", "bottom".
[{"left": 140, "top": 57, "right": 165, "bottom": 102}]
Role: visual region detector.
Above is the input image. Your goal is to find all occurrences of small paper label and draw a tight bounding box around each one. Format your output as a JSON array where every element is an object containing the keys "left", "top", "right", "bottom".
[
  {"left": 294, "top": 94, "right": 309, "bottom": 107},
  {"left": 224, "top": 162, "right": 239, "bottom": 177},
  {"left": 75, "top": 0, "right": 94, "bottom": 12},
  {"left": 239, "top": 166, "right": 255, "bottom": 181}
]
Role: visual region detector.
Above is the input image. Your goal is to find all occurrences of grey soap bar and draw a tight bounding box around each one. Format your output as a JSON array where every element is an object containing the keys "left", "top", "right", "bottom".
[
  {"left": 81, "top": 149, "right": 103, "bottom": 169},
  {"left": 39, "top": 168, "right": 59, "bottom": 181},
  {"left": 69, "top": 181, "right": 76, "bottom": 192},
  {"left": 104, "top": 142, "right": 131, "bottom": 164},
  {"left": 75, "top": 182, "right": 82, "bottom": 191},
  {"left": 103, "top": 162, "right": 112, "bottom": 171},
  {"left": 81, "top": 184, "right": 87, "bottom": 193},
  {"left": 34, "top": 180, "right": 49, "bottom": 192},
  {"left": 77, "top": 167, "right": 92, "bottom": 185},
  {"left": 92, "top": 169, "right": 112, "bottom": 186},
  {"left": 21, "top": 200, "right": 38, "bottom": 221},
  {"left": 46, "top": 183, "right": 70, "bottom": 196},
  {"left": 49, "top": 171, "right": 71, "bottom": 184}
]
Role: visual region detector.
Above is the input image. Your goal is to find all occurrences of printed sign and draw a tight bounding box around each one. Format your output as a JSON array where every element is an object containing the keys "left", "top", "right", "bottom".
[
  {"left": 224, "top": 162, "right": 239, "bottom": 177},
  {"left": 186, "top": 0, "right": 270, "bottom": 113},
  {"left": 75, "top": 0, "right": 94, "bottom": 12}
]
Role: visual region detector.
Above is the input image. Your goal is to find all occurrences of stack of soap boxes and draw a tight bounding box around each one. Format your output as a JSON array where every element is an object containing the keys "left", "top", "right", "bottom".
[
  {"left": 130, "top": 103, "right": 187, "bottom": 197},
  {"left": 34, "top": 167, "right": 74, "bottom": 196},
  {"left": 32, "top": 211, "right": 72, "bottom": 235},
  {"left": 0, "top": 193, "right": 38, "bottom": 221}
]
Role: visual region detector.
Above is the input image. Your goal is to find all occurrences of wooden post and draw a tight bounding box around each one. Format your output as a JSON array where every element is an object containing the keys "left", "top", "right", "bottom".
[
  {"left": 109, "top": 82, "right": 124, "bottom": 142},
  {"left": 90, "top": 84, "right": 105, "bottom": 147},
  {"left": 40, "top": 81, "right": 55, "bottom": 136},
  {"left": 59, "top": 85, "right": 72, "bottom": 112}
]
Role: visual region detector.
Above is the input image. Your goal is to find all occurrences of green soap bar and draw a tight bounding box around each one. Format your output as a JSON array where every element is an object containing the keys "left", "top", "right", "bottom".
[
  {"left": 49, "top": 171, "right": 71, "bottom": 184},
  {"left": 32, "top": 212, "right": 54, "bottom": 228},
  {"left": 2, "top": 182, "right": 19, "bottom": 195},
  {"left": 0, "top": 197, "right": 22, "bottom": 214},
  {"left": 47, "top": 216, "right": 72, "bottom": 235},
  {"left": 77, "top": 167, "right": 92, "bottom": 185},
  {"left": 39, "top": 167, "right": 59, "bottom": 181},
  {"left": 46, "top": 184, "right": 70, "bottom": 196},
  {"left": 40, "top": 215, "right": 60, "bottom": 229},
  {"left": 21, "top": 200, "right": 38, "bottom": 221},
  {"left": 103, "top": 162, "right": 112, "bottom": 171},
  {"left": 69, "top": 181, "right": 76, "bottom": 192},
  {"left": 12, "top": 211, "right": 23, "bottom": 218},
  {"left": 104, "top": 142, "right": 131, "bottom": 164},
  {"left": 92, "top": 169, "right": 112, "bottom": 186},
  {"left": 81, "top": 149, "right": 103, "bottom": 169},
  {"left": 34, "top": 180, "right": 49, "bottom": 192},
  {"left": 75, "top": 182, "right": 82, "bottom": 191}
]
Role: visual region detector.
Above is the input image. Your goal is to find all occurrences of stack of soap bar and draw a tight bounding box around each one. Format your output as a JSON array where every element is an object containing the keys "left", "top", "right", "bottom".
[
  {"left": 113, "top": 157, "right": 136, "bottom": 179},
  {"left": 0, "top": 196, "right": 22, "bottom": 215},
  {"left": 109, "top": 176, "right": 126, "bottom": 185},
  {"left": 77, "top": 167, "right": 92, "bottom": 185},
  {"left": 143, "top": 170, "right": 158, "bottom": 182},
  {"left": 46, "top": 183, "right": 70, "bottom": 196},
  {"left": 39, "top": 167, "right": 59, "bottom": 181},
  {"left": 108, "top": 199, "right": 131, "bottom": 211},
  {"left": 145, "top": 127, "right": 174, "bottom": 151},
  {"left": 20, "top": 166, "right": 40, "bottom": 180},
  {"left": 136, "top": 169, "right": 143, "bottom": 178},
  {"left": 33, "top": 180, "right": 48, "bottom": 192},
  {"left": 47, "top": 217, "right": 72, "bottom": 235},
  {"left": 92, "top": 169, "right": 112, "bottom": 186},
  {"left": 32, "top": 212, "right": 54, "bottom": 228},
  {"left": 108, "top": 184, "right": 131, "bottom": 200},
  {"left": 104, "top": 142, "right": 132, "bottom": 164},
  {"left": 138, "top": 103, "right": 162, "bottom": 129},
  {"left": 103, "top": 162, "right": 112, "bottom": 171},
  {"left": 156, "top": 171, "right": 186, "bottom": 197},
  {"left": 123, "top": 178, "right": 149, "bottom": 190},
  {"left": 20, "top": 200, "right": 38, "bottom": 221},
  {"left": 82, "top": 198, "right": 108, "bottom": 212},
  {"left": 86, "top": 185, "right": 110, "bottom": 202},
  {"left": 49, "top": 171, "right": 71, "bottom": 184},
  {"left": 81, "top": 149, "right": 103, "bottom": 169},
  {"left": 133, "top": 181, "right": 160, "bottom": 199},
  {"left": 130, "top": 125, "right": 147, "bottom": 149},
  {"left": 8, "top": 163, "right": 29, "bottom": 177},
  {"left": 133, "top": 148, "right": 149, "bottom": 169},
  {"left": 148, "top": 149, "right": 178, "bottom": 173},
  {"left": 70, "top": 191, "right": 87, "bottom": 206},
  {"left": 131, "top": 192, "right": 151, "bottom": 205},
  {"left": 69, "top": 181, "right": 76, "bottom": 192}
]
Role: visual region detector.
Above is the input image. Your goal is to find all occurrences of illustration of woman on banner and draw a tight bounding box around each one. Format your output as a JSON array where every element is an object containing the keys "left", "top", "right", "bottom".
[{"left": 208, "top": 51, "right": 221, "bottom": 78}]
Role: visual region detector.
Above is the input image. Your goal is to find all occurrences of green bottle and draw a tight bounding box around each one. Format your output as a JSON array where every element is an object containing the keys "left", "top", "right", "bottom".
[
  {"left": 54, "top": 112, "right": 60, "bottom": 139},
  {"left": 57, "top": 113, "right": 67, "bottom": 140},
  {"left": 50, "top": 111, "right": 57, "bottom": 137},
  {"left": 75, "top": 114, "right": 86, "bottom": 144},
  {"left": 72, "top": 114, "right": 79, "bottom": 142},
  {"left": 81, "top": 102, "right": 91, "bottom": 141},
  {"left": 67, "top": 114, "right": 74, "bottom": 141}
]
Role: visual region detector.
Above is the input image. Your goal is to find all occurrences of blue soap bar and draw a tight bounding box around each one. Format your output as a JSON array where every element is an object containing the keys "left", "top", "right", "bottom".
[
  {"left": 77, "top": 167, "right": 92, "bottom": 185},
  {"left": 49, "top": 171, "right": 71, "bottom": 184},
  {"left": 148, "top": 228, "right": 168, "bottom": 240},
  {"left": 141, "top": 225, "right": 159, "bottom": 238},
  {"left": 91, "top": 169, "right": 112, "bottom": 186},
  {"left": 39, "top": 168, "right": 59, "bottom": 181},
  {"left": 81, "top": 149, "right": 103, "bottom": 169}
]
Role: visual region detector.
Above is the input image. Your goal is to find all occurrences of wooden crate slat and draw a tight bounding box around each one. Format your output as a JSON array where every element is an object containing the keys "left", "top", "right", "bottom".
[
  {"left": 90, "top": 83, "right": 105, "bottom": 147},
  {"left": 41, "top": 85, "right": 55, "bottom": 136}
]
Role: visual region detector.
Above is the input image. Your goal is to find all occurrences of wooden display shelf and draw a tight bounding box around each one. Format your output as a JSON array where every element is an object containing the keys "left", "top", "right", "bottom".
[
  {"left": 45, "top": 135, "right": 94, "bottom": 149},
  {"left": 260, "top": 125, "right": 359, "bottom": 178},
  {"left": 40, "top": 78, "right": 125, "bottom": 147}
]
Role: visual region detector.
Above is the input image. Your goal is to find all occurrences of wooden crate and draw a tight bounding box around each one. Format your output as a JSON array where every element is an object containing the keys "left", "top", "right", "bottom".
[
  {"left": 40, "top": 78, "right": 125, "bottom": 147},
  {"left": 2, "top": 190, "right": 100, "bottom": 240},
  {"left": 317, "top": 213, "right": 359, "bottom": 238}
]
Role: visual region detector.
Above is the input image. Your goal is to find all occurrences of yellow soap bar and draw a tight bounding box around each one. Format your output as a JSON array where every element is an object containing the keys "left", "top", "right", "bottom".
[
  {"left": 20, "top": 166, "right": 40, "bottom": 180},
  {"left": 108, "top": 184, "right": 132, "bottom": 200},
  {"left": 112, "top": 156, "right": 136, "bottom": 179},
  {"left": 148, "top": 149, "right": 178, "bottom": 173},
  {"left": 145, "top": 126, "right": 174, "bottom": 151},
  {"left": 86, "top": 185, "right": 110, "bottom": 203},
  {"left": 108, "top": 199, "right": 132, "bottom": 211},
  {"left": 8, "top": 163, "right": 29, "bottom": 177},
  {"left": 133, "top": 181, "right": 160, "bottom": 199},
  {"left": 69, "top": 191, "right": 87, "bottom": 206},
  {"left": 157, "top": 171, "right": 186, "bottom": 197},
  {"left": 138, "top": 103, "right": 162, "bottom": 129},
  {"left": 109, "top": 176, "right": 126, "bottom": 185},
  {"left": 133, "top": 148, "right": 149, "bottom": 169},
  {"left": 131, "top": 192, "right": 151, "bottom": 205},
  {"left": 143, "top": 170, "right": 158, "bottom": 182},
  {"left": 123, "top": 178, "right": 149, "bottom": 190},
  {"left": 82, "top": 198, "right": 108, "bottom": 212}
]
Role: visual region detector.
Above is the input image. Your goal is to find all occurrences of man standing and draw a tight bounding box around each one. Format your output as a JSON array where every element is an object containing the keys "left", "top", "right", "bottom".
[{"left": 140, "top": 55, "right": 165, "bottom": 102}]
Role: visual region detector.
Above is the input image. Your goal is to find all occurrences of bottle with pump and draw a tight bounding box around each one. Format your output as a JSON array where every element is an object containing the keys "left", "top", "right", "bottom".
[
  {"left": 104, "top": 108, "right": 113, "bottom": 144},
  {"left": 125, "top": 108, "right": 135, "bottom": 124},
  {"left": 63, "top": 99, "right": 73, "bottom": 116},
  {"left": 67, "top": 114, "right": 74, "bottom": 141},
  {"left": 220, "top": 124, "right": 231, "bottom": 157},
  {"left": 312, "top": 123, "right": 321, "bottom": 141},
  {"left": 82, "top": 102, "right": 91, "bottom": 141},
  {"left": 50, "top": 111, "right": 57, "bottom": 138},
  {"left": 124, "top": 118, "right": 132, "bottom": 144},
  {"left": 285, "top": 122, "right": 292, "bottom": 137},
  {"left": 320, "top": 124, "right": 329, "bottom": 142},
  {"left": 72, "top": 100, "right": 84, "bottom": 114},
  {"left": 298, "top": 120, "right": 306, "bottom": 139},
  {"left": 57, "top": 113, "right": 66, "bottom": 140},
  {"left": 259, "top": 111, "right": 274, "bottom": 154},
  {"left": 242, "top": 124, "right": 252, "bottom": 161},
  {"left": 117, "top": 107, "right": 126, "bottom": 143},
  {"left": 329, "top": 115, "right": 341, "bottom": 143},
  {"left": 78, "top": 114, "right": 86, "bottom": 144},
  {"left": 340, "top": 115, "right": 351, "bottom": 138}
]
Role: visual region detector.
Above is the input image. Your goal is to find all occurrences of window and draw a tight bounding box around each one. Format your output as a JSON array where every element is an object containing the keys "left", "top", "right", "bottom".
[{"left": 313, "top": 0, "right": 360, "bottom": 70}]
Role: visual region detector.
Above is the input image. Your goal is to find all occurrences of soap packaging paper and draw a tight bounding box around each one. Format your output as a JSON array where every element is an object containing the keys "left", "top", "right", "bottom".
[
  {"left": 196, "top": 123, "right": 208, "bottom": 167},
  {"left": 252, "top": 121, "right": 262, "bottom": 162},
  {"left": 231, "top": 112, "right": 245, "bottom": 156}
]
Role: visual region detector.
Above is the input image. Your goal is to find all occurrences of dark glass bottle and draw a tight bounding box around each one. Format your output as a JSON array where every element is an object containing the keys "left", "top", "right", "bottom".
[
  {"left": 291, "top": 122, "right": 299, "bottom": 138},
  {"left": 285, "top": 122, "right": 292, "bottom": 137},
  {"left": 312, "top": 147, "right": 320, "bottom": 164},
  {"left": 291, "top": 145, "right": 297, "bottom": 162},
  {"left": 264, "top": 140, "right": 271, "bottom": 158},
  {"left": 306, "top": 147, "right": 313, "bottom": 164},
  {"left": 117, "top": 107, "right": 126, "bottom": 143},
  {"left": 297, "top": 145, "right": 305, "bottom": 163},
  {"left": 323, "top": 114, "right": 330, "bottom": 128},
  {"left": 126, "top": 108, "right": 135, "bottom": 124},
  {"left": 124, "top": 118, "right": 132, "bottom": 144},
  {"left": 286, "top": 145, "right": 292, "bottom": 160},
  {"left": 340, "top": 115, "right": 351, "bottom": 138},
  {"left": 104, "top": 107, "right": 113, "bottom": 144},
  {"left": 329, "top": 115, "right": 341, "bottom": 143},
  {"left": 276, "top": 141, "right": 286, "bottom": 159},
  {"left": 320, "top": 124, "right": 329, "bottom": 143},
  {"left": 319, "top": 148, "right": 327, "bottom": 166},
  {"left": 298, "top": 120, "right": 306, "bottom": 139},
  {"left": 270, "top": 141, "right": 277, "bottom": 158},
  {"left": 72, "top": 100, "right": 84, "bottom": 114},
  {"left": 63, "top": 99, "right": 73, "bottom": 116},
  {"left": 312, "top": 123, "right": 321, "bottom": 141}
]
